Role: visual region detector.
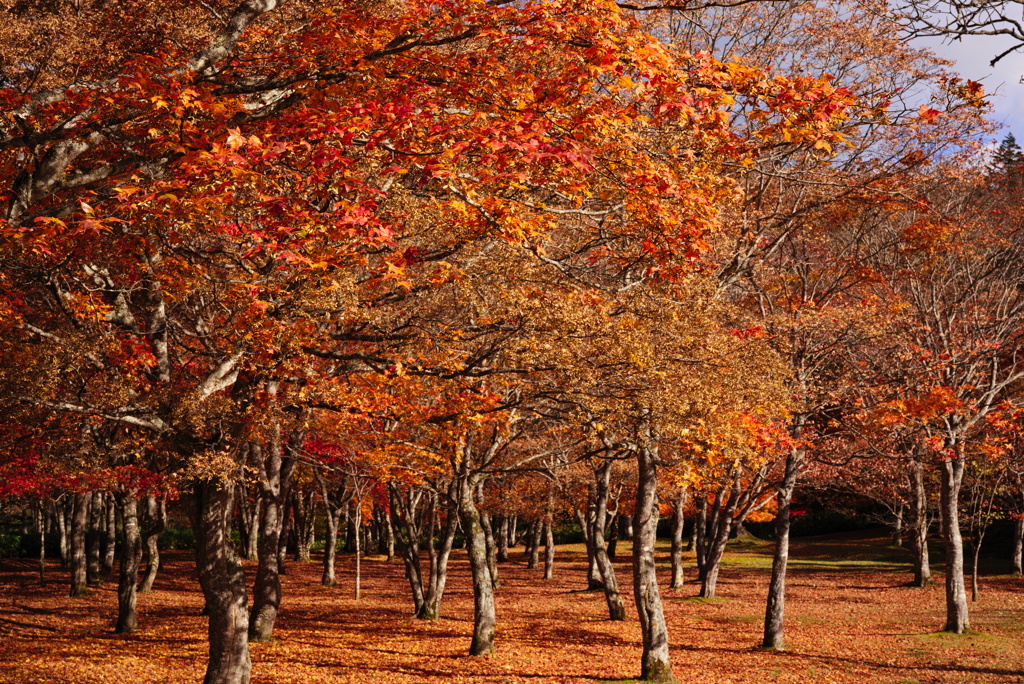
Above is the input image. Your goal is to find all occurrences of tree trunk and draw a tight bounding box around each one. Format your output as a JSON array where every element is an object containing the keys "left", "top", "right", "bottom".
[
  {"left": 593, "top": 459, "right": 626, "bottom": 620},
  {"left": 102, "top": 494, "right": 117, "bottom": 580},
  {"left": 383, "top": 504, "right": 395, "bottom": 562},
  {"left": 528, "top": 518, "right": 543, "bottom": 570},
  {"left": 496, "top": 516, "right": 510, "bottom": 563},
  {"left": 607, "top": 512, "right": 619, "bottom": 560},
  {"left": 543, "top": 520, "right": 554, "bottom": 580},
  {"left": 115, "top": 492, "right": 143, "bottom": 634},
  {"left": 478, "top": 483, "right": 499, "bottom": 589},
  {"left": 56, "top": 498, "right": 70, "bottom": 567},
  {"left": 940, "top": 454, "right": 968, "bottom": 633},
  {"left": 577, "top": 499, "right": 604, "bottom": 590},
  {"left": 633, "top": 444, "right": 673, "bottom": 682},
  {"left": 238, "top": 490, "right": 261, "bottom": 562},
  {"left": 139, "top": 495, "right": 167, "bottom": 593},
  {"left": 696, "top": 469, "right": 748, "bottom": 600},
  {"left": 670, "top": 489, "right": 686, "bottom": 590},
  {"left": 87, "top": 491, "right": 103, "bottom": 585},
  {"left": 762, "top": 446, "right": 802, "bottom": 650},
  {"left": 69, "top": 491, "right": 90, "bottom": 597},
  {"left": 353, "top": 497, "right": 362, "bottom": 600},
  {"left": 908, "top": 459, "right": 932, "bottom": 587},
  {"left": 970, "top": 537, "right": 981, "bottom": 602},
  {"left": 421, "top": 483, "right": 459, "bottom": 620},
  {"left": 460, "top": 476, "right": 496, "bottom": 656},
  {"left": 292, "top": 489, "right": 316, "bottom": 562},
  {"left": 36, "top": 502, "right": 46, "bottom": 587},
  {"left": 249, "top": 431, "right": 296, "bottom": 643},
  {"left": 1012, "top": 517, "right": 1023, "bottom": 576},
  {"left": 892, "top": 505, "right": 904, "bottom": 547},
  {"left": 193, "top": 480, "right": 251, "bottom": 684}
]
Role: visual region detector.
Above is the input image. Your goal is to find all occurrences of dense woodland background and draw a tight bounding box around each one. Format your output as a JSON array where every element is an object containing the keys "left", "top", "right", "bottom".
[{"left": 3, "top": 1, "right": 1024, "bottom": 683}]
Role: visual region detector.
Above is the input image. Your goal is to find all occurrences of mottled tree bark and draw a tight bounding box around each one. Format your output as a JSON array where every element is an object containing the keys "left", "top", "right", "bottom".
[
  {"left": 593, "top": 459, "right": 626, "bottom": 620},
  {"left": 421, "top": 483, "right": 459, "bottom": 620},
  {"left": 940, "top": 454, "right": 968, "bottom": 633},
  {"left": 633, "top": 444, "right": 673, "bottom": 682},
  {"left": 543, "top": 520, "right": 554, "bottom": 580},
  {"left": 69, "top": 491, "right": 90, "bottom": 597},
  {"left": 496, "top": 516, "right": 510, "bottom": 563},
  {"left": 56, "top": 497, "right": 70, "bottom": 567},
  {"left": 460, "top": 475, "right": 496, "bottom": 655},
  {"left": 907, "top": 459, "right": 931, "bottom": 587},
  {"left": 194, "top": 480, "right": 250, "bottom": 684},
  {"left": 102, "top": 494, "right": 117, "bottom": 580},
  {"left": 669, "top": 489, "right": 687, "bottom": 590},
  {"left": 115, "top": 492, "right": 143, "bottom": 633},
  {"left": 249, "top": 423, "right": 297, "bottom": 643},
  {"left": 86, "top": 491, "right": 103, "bottom": 585},
  {"left": 763, "top": 446, "right": 802, "bottom": 650},
  {"left": 139, "top": 495, "right": 167, "bottom": 593}
]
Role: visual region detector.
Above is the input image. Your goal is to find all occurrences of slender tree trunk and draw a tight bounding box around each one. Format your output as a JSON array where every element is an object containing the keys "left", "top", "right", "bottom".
[
  {"left": 249, "top": 429, "right": 297, "bottom": 642},
  {"left": 593, "top": 459, "right": 625, "bottom": 620},
  {"left": 478, "top": 483, "right": 499, "bottom": 589},
  {"left": 940, "top": 454, "right": 968, "bottom": 633},
  {"left": 892, "top": 505, "right": 904, "bottom": 547},
  {"left": 36, "top": 502, "right": 46, "bottom": 587},
  {"left": 763, "top": 446, "right": 803, "bottom": 650},
  {"left": 543, "top": 521, "right": 554, "bottom": 580},
  {"left": 277, "top": 489, "right": 293, "bottom": 576},
  {"left": 460, "top": 476, "right": 496, "bottom": 656},
  {"left": 528, "top": 518, "right": 543, "bottom": 570},
  {"left": 383, "top": 504, "right": 395, "bottom": 562},
  {"left": 86, "top": 491, "right": 103, "bottom": 585},
  {"left": 353, "top": 497, "right": 362, "bottom": 601},
  {"left": 1012, "top": 518, "right": 1023, "bottom": 576},
  {"left": 102, "top": 494, "right": 117, "bottom": 580},
  {"left": 908, "top": 459, "right": 932, "bottom": 587},
  {"left": 293, "top": 489, "right": 316, "bottom": 562},
  {"left": 238, "top": 489, "right": 261, "bottom": 562},
  {"left": 56, "top": 498, "right": 70, "bottom": 567},
  {"left": 670, "top": 489, "right": 686, "bottom": 590},
  {"left": 607, "top": 512, "right": 619, "bottom": 560},
  {"left": 497, "top": 516, "right": 510, "bottom": 562},
  {"left": 698, "top": 478, "right": 741, "bottom": 599},
  {"left": 322, "top": 507, "right": 341, "bottom": 587},
  {"left": 139, "top": 495, "right": 167, "bottom": 593},
  {"left": 69, "top": 491, "right": 90, "bottom": 597},
  {"left": 970, "top": 537, "right": 981, "bottom": 602},
  {"left": 633, "top": 444, "right": 673, "bottom": 682},
  {"left": 421, "top": 484, "right": 459, "bottom": 620},
  {"left": 577, "top": 500, "right": 603, "bottom": 589},
  {"left": 115, "top": 492, "right": 143, "bottom": 634},
  {"left": 193, "top": 480, "right": 251, "bottom": 684}
]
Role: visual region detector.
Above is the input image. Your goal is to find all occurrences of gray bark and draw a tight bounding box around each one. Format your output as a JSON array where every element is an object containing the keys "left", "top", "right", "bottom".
[
  {"left": 103, "top": 494, "right": 117, "bottom": 580},
  {"left": 115, "top": 492, "right": 143, "bottom": 633},
  {"left": 249, "top": 422, "right": 297, "bottom": 642},
  {"left": 670, "top": 489, "right": 686, "bottom": 589},
  {"left": 193, "top": 480, "right": 251, "bottom": 684},
  {"left": 460, "top": 475, "right": 496, "bottom": 655},
  {"left": 70, "top": 491, "right": 90, "bottom": 597},
  {"left": 633, "top": 444, "right": 673, "bottom": 682},
  {"left": 762, "top": 445, "right": 803, "bottom": 650},
  {"left": 908, "top": 459, "right": 932, "bottom": 587},
  {"left": 593, "top": 459, "right": 626, "bottom": 620},
  {"left": 940, "top": 454, "right": 968, "bottom": 632},
  {"left": 139, "top": 495, "right": 167, "bottom": 593},
  {"left": 1012, "top": 518, "right": 1023, "bottom": 576}
]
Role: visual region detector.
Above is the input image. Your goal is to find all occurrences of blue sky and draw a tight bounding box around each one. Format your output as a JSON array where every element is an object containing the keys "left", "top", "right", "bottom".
[{"left": 920, "top": 35, "right": 1024, "bottom": 138}]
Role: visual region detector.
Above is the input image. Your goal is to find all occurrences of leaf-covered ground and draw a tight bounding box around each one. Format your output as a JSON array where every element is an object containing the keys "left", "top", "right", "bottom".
[{"left": 2, "top": 533, "right": 1022, "bottom": 683}]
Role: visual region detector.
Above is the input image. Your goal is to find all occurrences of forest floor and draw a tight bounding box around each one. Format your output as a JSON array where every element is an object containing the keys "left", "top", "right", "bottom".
[{"left": 1, "top": 531, "right": 1023, "bottom": 684}]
